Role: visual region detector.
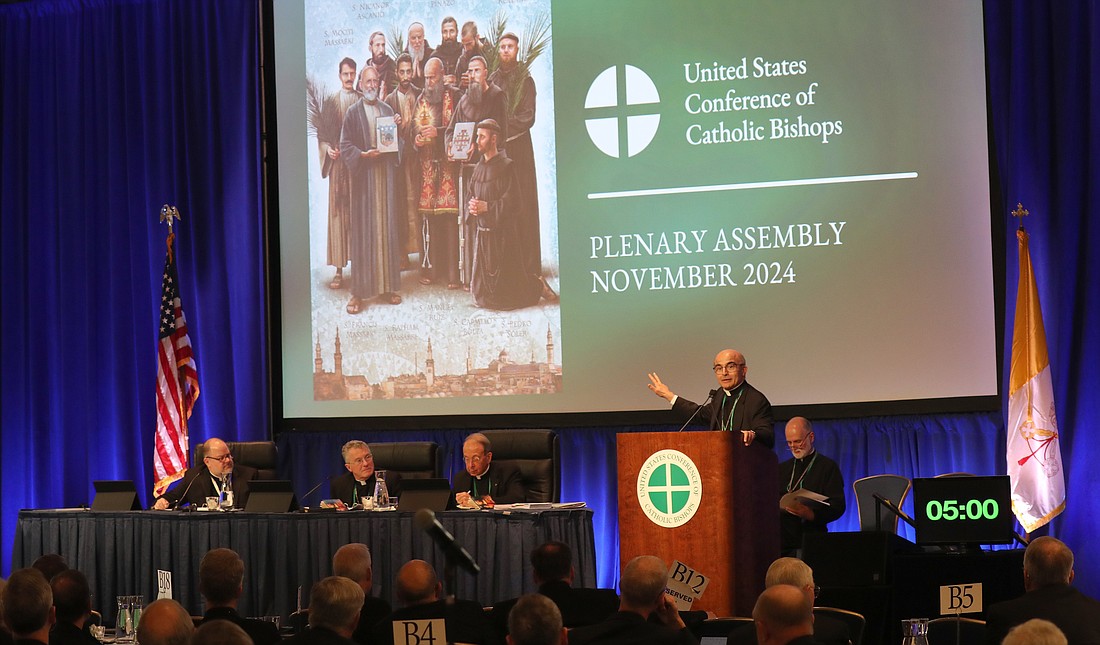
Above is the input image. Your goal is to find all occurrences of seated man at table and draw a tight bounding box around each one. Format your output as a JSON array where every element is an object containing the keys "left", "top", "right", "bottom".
[
  {"left": 2, "top": 569, "right": 55, "bottom": 645},
  {"left": 285, "top": 577, "right": 363, "bottom": 645},
  {"left": 197, "top": 548, "right": 281, "bottom": 645},
  {"left": 453, "top": 433, "right": 525, "bottom": 507},
  {"left": 48, "top": 569, "right": 98, "bottom": 645},
  {"left": 332, "top": 543, "right": 392, "bottom": 644},
  {"left": 374, "top": 560, "right": 501, "bottom": 645},
  {"left": 491, "top": 541, "right": 618, "bottom": 636},
  {"left": 330, "top": 441, "right": 402, "bottom": 508},
  {"left": 136, "top": 599, "right": 194, "bottom": 645},
  {"left": 567, "top": 556, "right": 695, "bottom": 645},
  {"left": 153, "top": 438, "right": 258, "bottom": 509}
]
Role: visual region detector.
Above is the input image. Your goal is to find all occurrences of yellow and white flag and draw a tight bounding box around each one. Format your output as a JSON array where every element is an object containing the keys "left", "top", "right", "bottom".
[{"left": 1007, "top": 226, "right": 1065, "bottom": 532}]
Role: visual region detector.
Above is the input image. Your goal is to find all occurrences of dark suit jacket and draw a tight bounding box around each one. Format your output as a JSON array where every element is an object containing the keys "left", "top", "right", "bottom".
[
  {"left": 727, "top": 614, "right": 847, "bottom": 645},
  {"left": 452, "top": 462, "right": 526, "bottom": 504},
  {"left": 156, "top": 464, "right": 259, "bottom": 508},
  {"left": 568, "top": 611, "right": 697, "bottom": 645},
  {"left": 984, "top": 584, "right": 1100, "bottom": 645},
  {"left": 374, "top": 598, "right": 502, "bottom": 645},
  {"left": 200, "top": 606, "right": 281, "bottom": 645},
  {"left": 330, "top": 472, "right": 404, "bottom": 507},
  {"left": 490, "top": 580, "right": 620, "bottom": 635},
  {"left": 47, "top": 624, "right": 98, "bottom": 645},
  {"left": 671, "top": 381, "right": 775, "bottom": 449},
  {"left": 285, "top": 626, "right": 358, "bottom": 645},
  {"left": 351, "top": 595, "right": 392, "bottom": 645}
]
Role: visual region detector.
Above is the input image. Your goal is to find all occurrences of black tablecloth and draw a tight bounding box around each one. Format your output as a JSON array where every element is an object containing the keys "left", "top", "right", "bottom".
[{"left": 13, "top": 508, "right": 596, "bottom": 621}]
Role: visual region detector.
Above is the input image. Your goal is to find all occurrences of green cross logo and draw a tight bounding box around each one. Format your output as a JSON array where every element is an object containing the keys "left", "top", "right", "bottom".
[
  {"left": 584, "top": 65, "right": 661, "bottom": 158},
  {"left": 636, "top": 449, "right": 702, "bottom": 528},
  {"left": 647, "top": 463, "right": 692, "bottom": 514}
]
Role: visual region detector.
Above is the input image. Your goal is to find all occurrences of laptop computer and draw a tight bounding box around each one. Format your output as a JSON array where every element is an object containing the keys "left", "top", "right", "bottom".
[
  {"left": 92, "top": 480, "right": 142, "bottom": 511},
  {"left": 396, "top": 478, "right": 453, "bottom": 513},
  {"left": 244, "top": 480, "right": 299, "bottom": 512}
]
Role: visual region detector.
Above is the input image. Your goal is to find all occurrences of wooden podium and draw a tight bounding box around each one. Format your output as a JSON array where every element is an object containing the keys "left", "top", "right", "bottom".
[{"left": 617, "top": 431, "right": 779, "bottom": 616}]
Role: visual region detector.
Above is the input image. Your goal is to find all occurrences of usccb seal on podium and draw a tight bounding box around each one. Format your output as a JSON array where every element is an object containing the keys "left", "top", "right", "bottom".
[{"left": 636, "top": 450, "right": 702, "bottom": 528}]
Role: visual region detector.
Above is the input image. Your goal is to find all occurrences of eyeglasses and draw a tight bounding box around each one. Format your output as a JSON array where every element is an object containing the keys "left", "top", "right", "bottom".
[
  {"left": 205, "top": 453, "right": 232, "bottom": 463},
  {"left": 463, "top": 454, "right": 487, "bottom": 464},
  {"left": 786, "top": 435, "right": 812, "bottom": 449},
  {"left": 348, "top": 455, "right": 373, "bottom": 465},
  {"left": 713, "top": 362, "right": 746, "bottom": 374}
]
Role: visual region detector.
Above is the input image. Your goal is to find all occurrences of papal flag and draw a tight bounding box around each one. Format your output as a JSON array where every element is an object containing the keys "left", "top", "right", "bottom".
[
  {"left": 152, "top": 231, "right": 200, "bottom": 497},
  {"left": 1007, "top": 223, "right": 1064, "bottom": 532}
]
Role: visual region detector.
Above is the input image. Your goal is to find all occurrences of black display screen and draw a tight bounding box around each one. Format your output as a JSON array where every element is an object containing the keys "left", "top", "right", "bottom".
[{"left": 912, "top": 476, "right": 1015, "bottom": 545}]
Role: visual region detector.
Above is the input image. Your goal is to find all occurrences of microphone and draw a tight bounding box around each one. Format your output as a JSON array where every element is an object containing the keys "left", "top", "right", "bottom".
[
  {"left": 414, "top": 508, "right": 480, "bottom": 575},
  {"left": 300, "top": 472, "right": 343, "bottom": 507},
  {"left": 678, "top": 389, "right": 719, "bottom": 432},
  {"left": 169, "top": 463, "right": 208, "bottom": 510}
]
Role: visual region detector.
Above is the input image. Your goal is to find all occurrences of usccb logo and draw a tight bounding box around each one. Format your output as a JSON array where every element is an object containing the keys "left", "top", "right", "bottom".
[
  {"left": 636, "top": 449, "right": 702, "bottom": 528},
  {"left": 584, "top": 65, "right": 661, "bottom": 158}
]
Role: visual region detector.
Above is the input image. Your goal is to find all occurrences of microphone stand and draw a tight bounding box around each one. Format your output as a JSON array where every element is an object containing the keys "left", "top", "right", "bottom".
[
  {"left": 170, "top": 465, "right": 207, "bottom": 511},
  {"left": 677, "top": 389, "right": 718, "bottom": 432},
  {"left": 871, "top": 493, "right": 915, "bottom": 531}
]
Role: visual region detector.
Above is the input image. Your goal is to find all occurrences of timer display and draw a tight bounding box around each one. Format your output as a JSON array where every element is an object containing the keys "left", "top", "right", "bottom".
[{"left": 912, "top": 476, "right": 1014, "bottom": 545}]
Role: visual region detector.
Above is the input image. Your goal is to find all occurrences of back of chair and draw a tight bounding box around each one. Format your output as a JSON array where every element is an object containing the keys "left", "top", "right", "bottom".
[
  {"left": 814, "top": 606, "right": 865, "bottom": 645},
  {"left": 927, "top": 616, "right": 985, "bottom": 645},
  {"left": 480, "top": 430, "right": 560, "bottom": 502},
  {"left": 371, "top": 441, "right": 442, "bottom": 479},
  {"left": 195, "top": 440, "right": 278, "bottom": 480},
  {"left": 853, "top": 474, "right": 911, "bottom": 533}
]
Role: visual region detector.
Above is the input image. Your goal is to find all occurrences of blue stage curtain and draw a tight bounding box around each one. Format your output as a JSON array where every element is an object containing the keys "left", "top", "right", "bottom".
[
  {"left": 0, "top": 0, "right": 265, "bottom": 571},
  {"left": 984, "top": 0, "right": 1100, "bottom": 596},
  {"left": 2, "top": 0, "right": 1098, "bottom": 603}
]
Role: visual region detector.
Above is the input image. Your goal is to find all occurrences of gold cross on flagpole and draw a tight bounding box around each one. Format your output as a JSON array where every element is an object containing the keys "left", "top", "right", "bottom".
[{"left": 1012, "top": 202, "right": 1029, "bottom": 230}]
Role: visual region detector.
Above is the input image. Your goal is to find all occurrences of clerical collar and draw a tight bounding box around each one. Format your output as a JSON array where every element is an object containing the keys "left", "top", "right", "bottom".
[
  {"left": 723, "top": 382, "right": 746, "bottom": 396},
  {"left": 794, "top": 449, "right": 817, "bottom": 465}
]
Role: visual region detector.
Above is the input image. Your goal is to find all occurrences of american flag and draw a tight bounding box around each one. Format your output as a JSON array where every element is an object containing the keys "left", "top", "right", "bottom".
[{"left": 152, "top": 235, "right": 200, "bottom": 497}]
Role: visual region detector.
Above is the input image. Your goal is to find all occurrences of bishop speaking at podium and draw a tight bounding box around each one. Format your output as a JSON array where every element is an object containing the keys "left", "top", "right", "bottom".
[{"left": 647, "top": 348, "right": 775, "bottom": 448}]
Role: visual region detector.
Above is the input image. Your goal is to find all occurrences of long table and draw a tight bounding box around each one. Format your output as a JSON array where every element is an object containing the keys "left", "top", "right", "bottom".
[{"left": 13, "top": 508, "right": 597, "bottom": 621}]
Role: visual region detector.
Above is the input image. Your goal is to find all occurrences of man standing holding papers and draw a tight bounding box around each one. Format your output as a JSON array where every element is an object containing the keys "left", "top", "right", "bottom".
[
  {"left": 778, "top": 417, "right": 845, "bottom": 556},
  {"left": 648, "top": 348, "right": 775, "bottom": 448}
]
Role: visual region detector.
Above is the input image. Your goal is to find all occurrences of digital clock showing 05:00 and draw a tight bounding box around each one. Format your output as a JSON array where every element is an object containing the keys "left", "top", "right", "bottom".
[
  {"left": 912, "top": 476, "right": 1014, "bottom": 545},
  {"left": 924, "top": 497, "right": 1000, "bottom": 521}
]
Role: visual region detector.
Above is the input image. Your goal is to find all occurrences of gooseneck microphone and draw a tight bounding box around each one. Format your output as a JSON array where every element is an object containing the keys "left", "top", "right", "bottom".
[
  {"left": 169, "top": 463, "right": 208, "bottom": 510},
  {"left": 300, "top": 472, "right": 343, "bottom": 507},
  {"left": 678, "top": 389, "right": 719, "bottom": 432},
  {"left": 414, "top": 508, "right": 480, "bottom": 575}
]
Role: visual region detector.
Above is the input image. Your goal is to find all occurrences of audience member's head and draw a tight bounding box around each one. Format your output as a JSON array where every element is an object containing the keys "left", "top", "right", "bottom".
[
  {"left": 135, "top": 599, "right": 194, "bottom": 645},
  {"left": 764, "top": 557, "right": 817, "bottom": 608},
  {"left": 1024, "top": 536, "right": 1074, "bottom": 590},
  {"left": 199, "top": 548, "right": 245, "bottom": 608},
  {"left": 1002, "top": 618, "right": 1068, "bottom": 645},
  {"left": 191, "top": 619, "right": 252, "bottom": 645},
  {"left": 753, "top": 584, "right": 813, "bottom": 645},
  {"left": 619, "top": 556, "right": 668, "bottom": 613},
  {"left": 30, "top": 555, "right": 68, "bottom": 583},
  {"left": 506, "top": 594, "right": 565, "bottom": 645},
  {"left": 1, "top": 569, "right": 54, "bottom": 640},
  {"left": 530, "top": 541, "right": 573, "bottom": 586},
  {"left": 49, "top": 569, "right": 91, "bottom": 626},
  {"left": 332, "top": 543, "right": 374, "bottom": 594},
  {"left": 394, "top": 560, "right": 441, "bottom": 607},
  {"left": 307, "top": 577, "right": 364, "bottom": 636}
]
